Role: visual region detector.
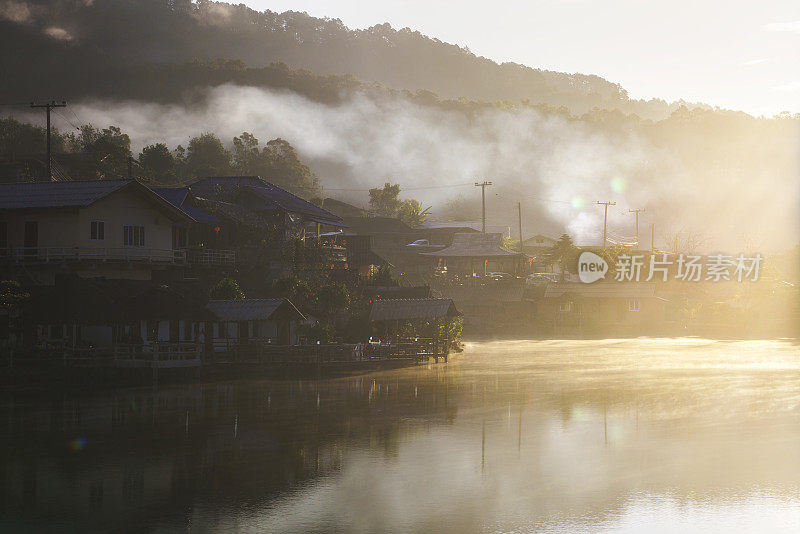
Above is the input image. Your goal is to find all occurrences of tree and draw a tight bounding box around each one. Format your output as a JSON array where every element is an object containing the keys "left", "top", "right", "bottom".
[
  {"left": 186, "top": 133, "right": 231, "bottom": 177},
  {"left": 139, "top": 143, "right": 175, "bottom": 182},
  {"left": 208, "top": 278, "right": 245, "bottom": 300},
  {"left": 545, "top": 234, "right": 579, "bottom": 274},
  {"left": 77, "top": 125, "right": 132, "bottom": 179},
  {"left": 232, "top": 131, "right": 260, "bottom": 173},
  {"left": 368, "top": 182, "right": 401, "bottom": 216},
  {"left": 441, "top": 194, "right": 480, "bottom": 221},
  {"left": 397, "top": 198, "right": 431, "bottom": 228},
  {"left": 262, "top": 137, "right": 319, "bottom": 197},
  {"left": 315, "top": 283, "right": 351, "bottom": 320}
]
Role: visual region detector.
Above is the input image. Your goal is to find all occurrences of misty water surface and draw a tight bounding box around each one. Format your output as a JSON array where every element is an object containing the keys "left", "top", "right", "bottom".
[{"left": 1, "top": 339, "right": 799, "bottom": 533}]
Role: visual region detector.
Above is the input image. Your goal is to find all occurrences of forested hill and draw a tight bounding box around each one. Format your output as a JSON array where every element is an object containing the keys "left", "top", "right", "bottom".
[{"left": 2, "top": 0, "right": 704, "bottom": 119}]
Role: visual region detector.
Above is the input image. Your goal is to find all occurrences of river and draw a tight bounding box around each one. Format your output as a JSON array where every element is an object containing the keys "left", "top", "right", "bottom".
[{"left": 1, "top": 339, "right": 799, "bottom": 533}]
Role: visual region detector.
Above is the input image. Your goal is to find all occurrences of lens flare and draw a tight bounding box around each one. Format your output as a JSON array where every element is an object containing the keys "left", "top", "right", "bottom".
[
  {"left": 70, "top": 436, "right": 88, "bottom": 452},
  {"left": 571, "top": 196, "right": 586, "bottom": 209},
  {"left": 611, "top": 177, "right": 626, "bottom": 192}
]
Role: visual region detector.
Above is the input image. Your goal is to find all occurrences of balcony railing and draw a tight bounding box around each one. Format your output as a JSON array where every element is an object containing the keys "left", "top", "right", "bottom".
[
  {"left": 186, "top": 248, "right": 236, "bottom": 266},
  {"left": 0, "top": 247, "right": 186, "bottom": 265}
]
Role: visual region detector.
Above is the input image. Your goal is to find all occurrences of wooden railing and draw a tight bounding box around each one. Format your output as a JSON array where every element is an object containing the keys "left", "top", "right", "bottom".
[
  {"left": 186, "top": 248, "right": 236, "bottom": 265},
  {"left": 114, "top": 342, "right": 200, "bottom": 361},
  {"left": 0, "top": 247, "right": 186, "bottom": 264}
]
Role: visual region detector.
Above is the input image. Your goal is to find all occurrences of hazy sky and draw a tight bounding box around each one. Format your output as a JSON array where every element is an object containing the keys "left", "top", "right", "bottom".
[{"left": 243, "top": 0, "right": 798, "bottom": 116}]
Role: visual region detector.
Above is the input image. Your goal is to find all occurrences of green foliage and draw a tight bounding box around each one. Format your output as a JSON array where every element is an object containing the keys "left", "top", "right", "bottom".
[
  {"left": 545, "top": 234, "right": 579, "bottom": 273},
  {"left": 297, "top": 321, "right": 336, "bottom": 343},
  {"left": 271, "top": 275, "right": 312, "bottom": 307},
  {"left": 441, "top": 194, "right": 481, "bottom": 221},
  {"left": 186, "top": 133, "right": 231, "bottom": 177},
  {"left": 138, "top": 143, "right": 176, "bottom": 182},
  {"left": 314, "top": 283, "right": 351, "bottom": 319},
  {"left": 369, "top": 265, "right": 394, "bottom": 285},
  {"left": 397, "top": 199, "right": 431, "bottom": 228},
  {"left": 0, "top": 280, "right": 29, "bottom": 311},
  {"left": 502, "top": 236, "right": 519, "bottom": 251},
  {"left": 74, "top": 125, "right": 132, "bottom": 179},
  {"left": 368, "top": 182, "right": 401, "bottom": 217},
  {"left": 440, "top": 316, "right": 464, "bottom": 353},
  {"left": 232, "top": 133, "right": 320, "bottom": 197},
  {"left": 208, "top": 277, "right": 245, "bottom": 300}
]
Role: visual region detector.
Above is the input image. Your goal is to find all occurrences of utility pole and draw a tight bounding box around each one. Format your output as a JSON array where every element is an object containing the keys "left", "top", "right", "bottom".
[
  {"left": 597, "top": 200, "right": 616, "bottom": 248},
  {"left": 628, "top": 208, "right": 645, "bottom": 247},
  {"left": 474, "top": 181, "right": 492, "bottom": 233},
  {"left": 651, "top": 223, "right": 655, "bottom": 250},
  {"left": 30, "top": 100, "right": 67, "bottom": 181}
]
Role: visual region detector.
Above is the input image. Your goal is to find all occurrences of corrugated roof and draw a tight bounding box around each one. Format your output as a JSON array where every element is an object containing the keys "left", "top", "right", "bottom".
[
  {"left": 207, "top": 298, "right": 305, "bottom": 322},
  {"left": 369, "top": 298, "right": 460, "bottom": 321},
  {"left": 342, "top": 216, "right": 415, "bottom": 235},
  {"left": 190, "top": 176, "right": 343, "bottom": 226},
  {"left": 153, "top": 187, "right": 219, "bottom": 223},
  {"left": 422, "top": 233, "right": 520, "bottom": 257},
  {"left": 152, "top": 186, "right": 188, "bottom": 208},
  {"left": 0, "top": 179, "right": 129, "bottom": 209},
  {"left": 543, "top": 282, "right": 657, "bottom": 299},
  {"left": 0, "top": 180, "right": 194, "bottom": 222}
]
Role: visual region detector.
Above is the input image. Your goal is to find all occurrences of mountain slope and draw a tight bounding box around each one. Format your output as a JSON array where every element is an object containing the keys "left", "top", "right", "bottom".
[{"left": 1, "top": 0, "right": 703, "bottom": 119}]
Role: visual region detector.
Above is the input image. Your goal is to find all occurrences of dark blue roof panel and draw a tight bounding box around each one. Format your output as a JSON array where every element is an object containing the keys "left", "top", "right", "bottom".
[
  {"left": 153, "top": 186, "right": 219, "bottom": 223},
  {"left": 0, "top": 180, "right": 129, "bottom": 209},
  {"left": 190, "top": 176, "right": 343, "bottom": 225},
  {"left": 152, "top": 187, "right": 188, "bottom": 208}
]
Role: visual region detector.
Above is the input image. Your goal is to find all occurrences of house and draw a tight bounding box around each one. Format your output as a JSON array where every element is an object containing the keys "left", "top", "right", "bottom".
[
  {"left": 341, "top": 216, "right": 432, "bottom": 278},
  {"left": 155, "top": 176, "right": 346, "bottom": 275},
  {"left": 369, "top": 298, "right": 461, "bottom": 361},
  {"left": 419, "top": 220, "right": 511, "bottom": 238},
  {"left": 23, "top": 276, "right": 212, "bottom": 354},
  {"left": 189, "top": 176, "right": 344, "bottom": 238},
  {"left": 421, "top": 233, "right": 523, "bottom": 276},
  {"left": 0, "top": 180, "right": 194, "bottom": 284},
  {"left": 536, "top": 281, "right": 669, "bottom": 336},
  {"left": 206, "top": 298, "right": 306, "bottom": 349},
  {"left": 520, "top": 234, "right": 558, "bottom": 273}
]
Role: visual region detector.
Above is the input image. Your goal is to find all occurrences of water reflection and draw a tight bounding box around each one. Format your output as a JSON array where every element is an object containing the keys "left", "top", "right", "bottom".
[{"left": 1, "top": 339, "right": 799, "bottom": 532}]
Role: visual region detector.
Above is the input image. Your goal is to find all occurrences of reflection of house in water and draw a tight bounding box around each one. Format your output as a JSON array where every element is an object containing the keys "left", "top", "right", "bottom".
[{"left": 0, "top": 371, "right": 460, "bottom": 529}]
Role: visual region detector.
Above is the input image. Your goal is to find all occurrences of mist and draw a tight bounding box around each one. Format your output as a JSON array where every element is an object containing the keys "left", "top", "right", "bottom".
[{"left": 20, "top": 84, "right": 799, "bottom": 252}]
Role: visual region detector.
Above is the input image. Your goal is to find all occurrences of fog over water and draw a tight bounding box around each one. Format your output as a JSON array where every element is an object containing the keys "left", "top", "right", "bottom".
[
  {"left": 24, "top": 84, "right": 797, "bottom": 252},
  {"left": 2, "top": 339, "right": 799, "bottom": 532}
]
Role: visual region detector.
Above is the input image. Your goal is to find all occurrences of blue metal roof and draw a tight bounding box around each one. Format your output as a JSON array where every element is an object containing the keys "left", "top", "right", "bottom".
[
  {"left": 152, "top": 187, "right": 188, "bottom": 208},
  {"left": 190, "top": 176, "right": 343, "bottom": 225},
  {"left": 0, "top": 179, "right": 129, "bottom": 209},
  {"left": 153, "top": 186, "right": 219, "bottom": 223}
]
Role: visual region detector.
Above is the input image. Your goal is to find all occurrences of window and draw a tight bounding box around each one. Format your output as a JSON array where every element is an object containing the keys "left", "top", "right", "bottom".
[
  {"left": 146, "top": 320, "right": 158, "bottom": 342},
  {"left": 172, "top": 225, "right": 188, "bottom": 249},
  {"left": 90, "top": 220, "right": 105, "bottom": 240},
  {"left": 559, "top": 301, "right": 573, "bottom": 312},
  {"left": 628, "top": 299, "right": 640, "bottom": 312},
  {"left": 123, "top": 225, "right": 145, "bottom": 247}
]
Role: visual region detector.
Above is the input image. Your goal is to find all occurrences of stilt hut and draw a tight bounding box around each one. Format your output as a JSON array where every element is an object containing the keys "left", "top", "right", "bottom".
[{"left": 368, "top": 298, "right": 461, "bottom": 361}]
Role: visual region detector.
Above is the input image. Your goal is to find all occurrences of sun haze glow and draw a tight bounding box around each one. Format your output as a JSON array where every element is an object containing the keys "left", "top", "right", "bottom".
[{"left": 243, "top": 0, "right": 799, "bottom": 116}]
